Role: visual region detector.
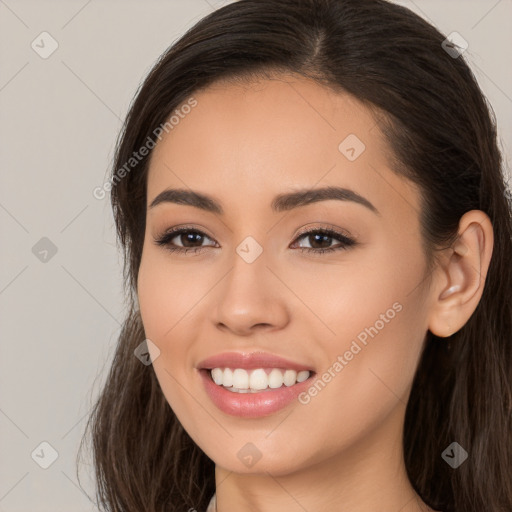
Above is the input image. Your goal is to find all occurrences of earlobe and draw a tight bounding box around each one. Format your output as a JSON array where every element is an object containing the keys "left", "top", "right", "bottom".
[{"left": 427, "top": 210, "right": 494, "bottom": 338}]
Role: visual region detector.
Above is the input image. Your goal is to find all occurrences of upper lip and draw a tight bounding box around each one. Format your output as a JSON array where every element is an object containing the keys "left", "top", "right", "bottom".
[{"left": 197, "top": 351, "right": 315, "bottom": 372}]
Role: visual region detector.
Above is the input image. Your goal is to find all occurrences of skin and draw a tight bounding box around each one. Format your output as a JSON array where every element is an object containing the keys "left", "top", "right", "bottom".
[{"left": 137, "top": 74, "right": 493, "bottom": 512}]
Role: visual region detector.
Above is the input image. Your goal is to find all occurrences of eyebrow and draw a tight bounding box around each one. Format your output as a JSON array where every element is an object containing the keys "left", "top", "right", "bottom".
[{"left": 148, "top": 186, "right": 380, "bottom": 215}]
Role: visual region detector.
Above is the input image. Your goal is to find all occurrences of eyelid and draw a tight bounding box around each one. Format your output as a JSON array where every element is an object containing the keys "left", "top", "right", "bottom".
[
  {"left": 155, "top": 223, "right": 217, "bottom": 242},
  {"left": 155, "top": 222, "right": 354, "bottom": 241},
  {"left": 293, "top": 223, "right": 354, "bottom": 240}
]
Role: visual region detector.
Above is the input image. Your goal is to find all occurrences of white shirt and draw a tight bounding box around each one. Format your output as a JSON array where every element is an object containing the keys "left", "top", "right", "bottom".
[{"left": 205, "top": 492, "right": 216, "bottom": 512}]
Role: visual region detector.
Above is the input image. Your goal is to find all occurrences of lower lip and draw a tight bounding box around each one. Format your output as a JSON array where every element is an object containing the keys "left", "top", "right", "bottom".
[{"left": 198, "top": 369, "right": 315, "bottom": 418}]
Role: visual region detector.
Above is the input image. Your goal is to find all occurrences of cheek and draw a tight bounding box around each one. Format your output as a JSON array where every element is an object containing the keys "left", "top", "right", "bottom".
[
  {"left": 299, "top": 240, "right": 425, "bottom": 374},
  {"left": 137, "top": 247, "right": 206, "bottom": 342},
  {"left": 137, "top": 261, "right": 170, "bottom": 342},
  {"left": 137, "top": 250, "right": 201, "bottom": 417},
  {"left": 137, "top": 248, "right": 217, "bottom": 406},
  {"left": 292, "top": 293, "right": 426, "bottom": 458},
  {"left": 307, "top": 253, "right": 427, "bottom": 420}
]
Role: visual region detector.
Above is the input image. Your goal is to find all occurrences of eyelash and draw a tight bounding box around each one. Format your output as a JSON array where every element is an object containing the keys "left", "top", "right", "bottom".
[{"left": 153, "top": 225, "right": 356, "bottom": 256}]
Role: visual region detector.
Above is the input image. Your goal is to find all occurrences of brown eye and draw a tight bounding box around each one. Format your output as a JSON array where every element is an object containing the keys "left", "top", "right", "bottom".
[
  {"left": 154, "top": 226, "right": 356, "bottom": 255},
  {"left": 291, "top": 228, "right": 356, "bottom": 254},
  {"left": 154, "top": 227, "right": 217, "bottom": 254}
]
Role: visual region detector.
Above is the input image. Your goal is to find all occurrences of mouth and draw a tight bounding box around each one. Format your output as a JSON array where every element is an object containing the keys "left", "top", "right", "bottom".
[
  {"left": 197, "top": 351, "right": 316, "bottom": 393},
  {"left": 201, "top": 367, "right": 316, "bottom": 393},
  {"left": 196, "top": 352, "right": 317, "bottom": 417}
]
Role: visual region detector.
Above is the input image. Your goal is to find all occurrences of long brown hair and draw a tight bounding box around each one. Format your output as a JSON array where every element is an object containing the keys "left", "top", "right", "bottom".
[{"left": 77, "top": 1, "right": 512, "bottom": 510}]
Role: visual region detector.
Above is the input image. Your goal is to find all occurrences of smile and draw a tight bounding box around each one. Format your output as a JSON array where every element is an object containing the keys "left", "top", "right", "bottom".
[{"left": 210, "top": 367, "right": 311, "bottom": 392}]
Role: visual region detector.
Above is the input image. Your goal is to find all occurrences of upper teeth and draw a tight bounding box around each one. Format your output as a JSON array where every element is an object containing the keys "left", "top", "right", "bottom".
[{"left": 210, "top": 367, "right": 311, "bottom": 391}]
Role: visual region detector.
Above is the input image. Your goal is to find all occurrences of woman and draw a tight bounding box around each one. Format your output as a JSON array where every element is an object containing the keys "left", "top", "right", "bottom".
[{"left": 79, "top": 1, "right": 512, "bottom": 511}]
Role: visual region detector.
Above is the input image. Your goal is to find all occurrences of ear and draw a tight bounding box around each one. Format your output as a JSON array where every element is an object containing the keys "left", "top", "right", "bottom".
[{"left": 428, "top": 210, "right": 494, "bottom": 338}]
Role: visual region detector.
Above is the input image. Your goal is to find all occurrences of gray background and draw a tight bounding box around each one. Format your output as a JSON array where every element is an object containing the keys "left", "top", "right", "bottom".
[{"left": 1, "top": 1, "right": 511, "bottom": 510}]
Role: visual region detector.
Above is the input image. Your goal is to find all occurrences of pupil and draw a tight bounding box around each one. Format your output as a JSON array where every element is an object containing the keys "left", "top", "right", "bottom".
[
  {"left": 183, "top": 232, "right": 202, "bottom": 247},
  {"left": 311, "top": 234, "right": 331, "bottom": 249}
]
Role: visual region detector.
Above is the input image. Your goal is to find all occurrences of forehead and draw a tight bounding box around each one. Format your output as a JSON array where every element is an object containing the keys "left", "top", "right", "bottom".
[{"left": 146, "top": 74, "right": 421, "bottom": 226}]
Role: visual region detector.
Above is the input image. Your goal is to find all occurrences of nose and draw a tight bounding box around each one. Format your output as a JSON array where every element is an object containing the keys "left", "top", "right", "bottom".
[{"left": 212, "top": 249, "right": 291, "bottom": 336}]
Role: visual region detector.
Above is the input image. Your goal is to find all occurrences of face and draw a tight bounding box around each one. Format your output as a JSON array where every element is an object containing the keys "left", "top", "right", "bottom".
[{"left": 137, "top": 74, "right": 433, "bottom": 476}]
